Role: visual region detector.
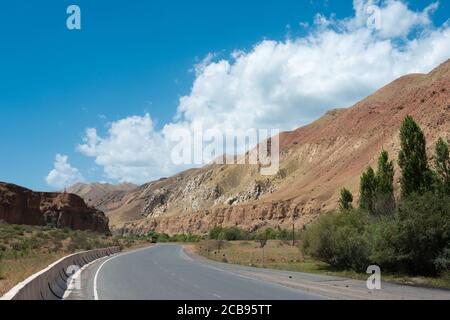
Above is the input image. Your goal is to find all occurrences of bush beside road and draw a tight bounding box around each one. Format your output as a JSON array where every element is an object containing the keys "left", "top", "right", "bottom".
[{"left": 194, "top": 240, "right": 450, "bottom": 290}]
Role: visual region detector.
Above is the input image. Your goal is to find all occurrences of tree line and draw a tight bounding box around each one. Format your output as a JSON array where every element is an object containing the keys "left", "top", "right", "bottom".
[
  {"left": 303, "top": 116, "right": 450, "bottom": 276},
  {"left": 340, "top": 116, "right": 450, "bottom": 212}
]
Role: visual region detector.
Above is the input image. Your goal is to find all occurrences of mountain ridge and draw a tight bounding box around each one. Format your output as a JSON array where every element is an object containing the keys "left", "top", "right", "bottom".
[
  {"left": 71, "top": 59, "right": 450, "bottom": 235},
  {"left": 67, "top": 182, "right": 137, "bottom": 213}
]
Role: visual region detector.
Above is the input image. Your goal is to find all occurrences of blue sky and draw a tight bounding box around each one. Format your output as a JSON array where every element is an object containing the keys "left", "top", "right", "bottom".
[{"left": 0, "top": 0, "right": 449, "bottom": 191}]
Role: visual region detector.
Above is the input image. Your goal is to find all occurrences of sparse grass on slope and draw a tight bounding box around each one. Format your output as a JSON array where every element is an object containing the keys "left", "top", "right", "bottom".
[{"left": 0, "top": 223, "right": 151, "bottom": 296}]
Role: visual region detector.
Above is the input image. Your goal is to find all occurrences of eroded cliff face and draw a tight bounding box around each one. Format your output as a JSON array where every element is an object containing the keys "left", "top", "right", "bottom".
[
  {"left": 72, "top": 60, "right": 450, "bottom": 236},
  {"left": 0, "top": 182, "right": 110, "bottom": 233},
  {"left": 119, "top": 200, "right": 316, "bottom": 236}
]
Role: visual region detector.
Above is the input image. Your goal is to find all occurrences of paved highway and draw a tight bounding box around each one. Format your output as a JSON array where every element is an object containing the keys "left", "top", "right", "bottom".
[
  {"left": 65, "top": 244, "right": 450, "bottom": 300},
  {"left": 75, "top": 244, "right": 324, "bottom": 300}
]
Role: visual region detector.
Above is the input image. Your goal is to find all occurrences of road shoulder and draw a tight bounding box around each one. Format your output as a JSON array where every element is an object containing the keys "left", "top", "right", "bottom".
[
  {"left": 182, "top": 244, "right": 450, "bottom": 300},
  {"left": 64, "top": 245, "right": 156, "bottom": 300}
]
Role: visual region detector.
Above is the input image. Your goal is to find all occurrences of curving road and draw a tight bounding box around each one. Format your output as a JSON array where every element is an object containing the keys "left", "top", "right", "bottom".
[
  {"left": 65, "top": 244, "right": 450, "bottom": 300},
  {"left": 71, "top": 244, "right": 324, "bottom": 300}
]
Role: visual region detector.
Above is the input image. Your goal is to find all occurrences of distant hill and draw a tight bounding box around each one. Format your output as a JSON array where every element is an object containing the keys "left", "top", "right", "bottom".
[
  {"left": 90, "top": 60, "right": 450, "bottom": 236},
  {"left": 0, "top": 182, "right": 110, "bottom": 233},
  {"left": 67, "top": 182, "right": 137, "bottom": 213}
]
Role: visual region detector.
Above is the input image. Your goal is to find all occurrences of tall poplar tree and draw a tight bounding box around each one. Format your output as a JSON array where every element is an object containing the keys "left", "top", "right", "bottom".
[
  {"left": 435, "top": 138, "right": 450, "bottom": 194},
  {"left": 398, "top": 116, "right": 433, "bottom": 197}
]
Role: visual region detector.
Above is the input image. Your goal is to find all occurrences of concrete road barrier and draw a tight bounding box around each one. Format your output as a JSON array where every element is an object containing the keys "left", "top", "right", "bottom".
[{"left": 1, "top": 247, "right": 121, "bottom": 300}]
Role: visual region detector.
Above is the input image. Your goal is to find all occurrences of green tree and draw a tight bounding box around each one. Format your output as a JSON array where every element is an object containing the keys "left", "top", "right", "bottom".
[
  {"left": 398, "top": 116, "right": 433, "bottom": 197},
  {"left": 376, "top": 150, "right": 395, "bottom": 194},
  {"left": 374, "top": 150, "right": 395, "bottom": 215},
  {"left": 371, "top": 192, "right": 450, "bottom": 276},
  {"left": 220, "top": 227, "right": 244, "bottom": 241},
  {"left": 435, "top": 138, "right": 450, "bottom": 194},
  {"left": 339, "top": 188, "right": 353, "bottom": 211},
  {"left": 209, "top": 226, "right": 224, "bottom": 240},
  {"left": 359, "top": 167, "right": 376, "bottom": 212}
]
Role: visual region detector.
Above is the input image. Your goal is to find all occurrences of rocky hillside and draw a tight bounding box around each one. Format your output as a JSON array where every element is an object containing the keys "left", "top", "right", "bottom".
[
  {"left": 84, "top": 59, "right": 450, "bottom": 236},
  {"left": 67, "top": 182, "right": 137, "bottom": 213},
  {"left": 0, "top": 182, "right": 110, "bottom": 233}
]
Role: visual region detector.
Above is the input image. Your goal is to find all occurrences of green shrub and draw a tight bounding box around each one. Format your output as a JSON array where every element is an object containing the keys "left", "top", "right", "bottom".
[
  {"left": 255, "top": 228, "right": 277, "bottom": 241},
  {"left": 184, "top": 234, "right": 202, "bottom": 242},
  {"left": 69, "top": 232, "right": 90, "bottom": 251},
  {"left": 209, "top": 227, "right": 250, "bottom": 241},
  {"left": 0, "top": 251, "right": 4, "bottom": 280},
  {"left": 276, "top": 228, "right": 289, "bottom": 240},
  {"left": 171, "top": 234, "right": 187, "bottom": 242},
  {"left": 209, "top": 227, "right": 225, "bottom": 240},
  {"left": 371, "top": 192, "right": 450, "bottom": 276},
  {"left": 434, "top": 248, "right": 450, "bottom": 275},
  {"left": 208, "top": 226, "right": 299, "bottom": 242},
  {"left": 156, "top": 233, "right": 170, "bottom": 243},
  {"left": 301, "top": 210, "right": 372, "bottom": 272},
  {"left": 339, "top": 188, "right": 354, "bottom": 210},
  {"left": 219, "top": 227, "right": 247, "bottom": 241}
]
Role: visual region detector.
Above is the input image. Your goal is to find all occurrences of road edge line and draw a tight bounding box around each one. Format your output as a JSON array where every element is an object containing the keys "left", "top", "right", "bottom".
[{"left": 93, "top": 245, "right": 158, "bottom": 300}]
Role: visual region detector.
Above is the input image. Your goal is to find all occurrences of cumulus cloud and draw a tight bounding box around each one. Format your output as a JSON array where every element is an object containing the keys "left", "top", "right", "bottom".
[
  {"left": 46, "top": 154, "right": 85, "bottom": 189},
  {"left": 76, "top": 0, "right": 450, "bottom": 184},
  {"left": 77, "top": 114, "right": 176, "bottom": 184},
  {"left": 351, "top": 0, "right": 439, "bottom": 38}
]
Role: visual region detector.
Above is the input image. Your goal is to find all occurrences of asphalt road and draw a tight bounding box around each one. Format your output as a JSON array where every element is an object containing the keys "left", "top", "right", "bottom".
[
  {"left": 65, "top": 244, "right": 450, "bottom": 300},
  {"left": 90, "top": 244, "right": 325, "bottom": 300}
]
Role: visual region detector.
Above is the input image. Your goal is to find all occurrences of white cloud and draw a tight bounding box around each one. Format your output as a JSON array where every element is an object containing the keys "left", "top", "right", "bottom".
[
  {"left": 46, "top": 154, "right": 85, "bottom": 189},
  {"left": 174, "top": 1, "right": 449, "bottom": 132},
  {"left": 351, "top": 0, "right": 439, "bottom": 38},
  {"left": 193, "top": 52, "right": 218, "bottom": 76},
  {"left": 77, "top": 0, "right": 450, "bottom": 184},
  {"left": 77, "top": 114, "right": 176, "bottom": 184}
]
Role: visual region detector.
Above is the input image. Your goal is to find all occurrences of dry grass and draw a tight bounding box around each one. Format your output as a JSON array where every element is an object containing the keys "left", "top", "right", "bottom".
[
  {"left": 0, "top": 252, "right": 65, "bottom": 296},
  {"left": 0, "top": 223, "right": 152, "bottom": 296},
  {"left": 196, "top": 240, "right": 304, "bottom": 268}
]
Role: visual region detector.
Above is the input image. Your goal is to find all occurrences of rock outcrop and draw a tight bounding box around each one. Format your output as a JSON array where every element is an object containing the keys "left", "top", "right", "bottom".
[
  {"left": 0, "top": 182, "right": 110, "bottom": 233},
  {"left": 73, "top": 60, "right": 450, "bottom": 236}
]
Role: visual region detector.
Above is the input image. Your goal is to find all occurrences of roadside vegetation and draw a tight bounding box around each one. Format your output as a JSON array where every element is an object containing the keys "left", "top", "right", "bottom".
[
  {"left": 196, "top": 240, "right": 303, "bottom": 267},
  {"left": 138, "top": 227, "right": 300, "bottom": 244},
  {"left": 208, "top": 226, "right": 301, "bottom": 241},
  {"left": 194, "top": 239, "right": 450, "bottom": 289},
  {"left": 0, "top": 224, "right": 151, "bottom": 296},
  {"left": 143, "top": 231, "right": 203, "bottom": 243},
  {"left": 301, "top": 116, "right": 450, "bottom": 285},
  {"left": 194, "top": 116, "right": 450, "bottom": 289}
]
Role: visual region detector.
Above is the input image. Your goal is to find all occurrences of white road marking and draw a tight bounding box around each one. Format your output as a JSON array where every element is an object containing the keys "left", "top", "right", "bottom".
[
  {"left": 93, "top": 255, "right": 121, "bottom": 300},
  {"left": 180, "top": 248, "right": 194, "bottom": 261},
  {"left": 63, "top": 258, "right": 100, "bottom": 299},
  {"left": 93, "top": 245, "right": 157, "bottom": 300},
  {"left": 192, "top": 255, "right": 311, "bottom": 295}
]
